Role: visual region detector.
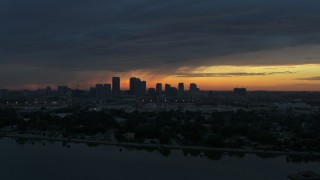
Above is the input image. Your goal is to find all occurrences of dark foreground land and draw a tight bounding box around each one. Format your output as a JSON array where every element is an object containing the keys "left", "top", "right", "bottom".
[{"left": 1, "top": 106, "right": 320, "bottom": 154}]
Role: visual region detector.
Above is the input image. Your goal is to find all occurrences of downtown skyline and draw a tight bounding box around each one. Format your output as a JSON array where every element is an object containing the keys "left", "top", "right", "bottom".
[
  {"left": 1, "top": 64, "right": 320, "bottom": 91},
  {"left": 1, "top": 0, "right": 320, "bottom": 91}
]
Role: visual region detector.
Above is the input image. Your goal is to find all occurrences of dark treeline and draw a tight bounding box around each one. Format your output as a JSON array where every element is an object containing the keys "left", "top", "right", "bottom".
[{"left": 0, "top": 108, "right": 320, "bottom": 151}]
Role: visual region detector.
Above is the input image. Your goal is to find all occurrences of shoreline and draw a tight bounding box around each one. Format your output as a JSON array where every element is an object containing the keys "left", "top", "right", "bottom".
[{"left": 2, "top": 133, "right": 320, "bottom": 156}]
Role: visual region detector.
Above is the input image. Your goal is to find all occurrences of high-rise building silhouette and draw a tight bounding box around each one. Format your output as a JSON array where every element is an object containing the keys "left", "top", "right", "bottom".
[
  {"left": 130, "top": 77, "right": 138, "bottom": 95},
  {"left": 112, "top": 77, "right": 120, "bottom": 95},
  {"left": 164, "top": 83, "right": 178, "bottom": 97},
  {"left": 234, "top": 88, "right": 247, "bottom": 95},
  {"left": 165, "top": 84, "right": 171, "bottom": 95},
  {"left": 148, "top": 88, "right": 156, "bottom": 97},
  {"left": 141, "top": 81, "right": 147, "bottom": 95},
  {"left": 95, "top": 84, "right": 104, "bottom": 98},
  {"left": 104, "top": 84, "right": 112, "bottom": 99},
  {"left": 156, "top": 83, "right": 162, "bottom": 96},
  {"left": 46, "top": 86, "right": 52, "bottom": 96},
  {"left": 189, "top": 83, "right": 198, "bottom": 93},
  {"left": 130, "top": 77, "right": 144, "bottom": 96},
  {"left": 90, "top": 87, "right": 96, "bottom": 97},
  {"left": 189, "top": 83, "right": 200, "bottom": 99},
  {"left": 95, "top": 84, "right": 112, "bottom": 99},
  {"left": 178, "top": 83, "right": 184, "bottom": 97},
  {"left": 58, "top": 86, "right": 69, "bottom": 97},
  {"left": 167, "top": 87, "right": 178, "bottom": 97}
]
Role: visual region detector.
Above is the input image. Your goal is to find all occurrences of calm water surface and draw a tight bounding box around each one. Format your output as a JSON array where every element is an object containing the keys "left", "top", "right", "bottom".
[{"left": 0, "top": 138, "right": 319, "bottom": 180}]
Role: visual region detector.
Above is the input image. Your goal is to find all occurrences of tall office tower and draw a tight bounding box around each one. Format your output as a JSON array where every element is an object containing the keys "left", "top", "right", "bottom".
[
  {"left": 156, "top": 83, "right": 162, "bottom": 96},
  {"left": 45, "top": 86, "right": 52, "bottom": 96},
  {"left": 141, "top": 81, "right": 147, "bottom": 95},
  {"left": 112, "top": 77, "right": 120, "bottom": 95},
  {"left": 129, "top": 77, "right": 142, "bottom": 96},
  {"left": 135, "top": 78, "right": 142, "bottom": 96},
  {"left": 104, "top": 84, "right": 112, "bottom": 99},
  {"left": 95, "top": 84, "right": 104, "bottom": 98},
  {"left": 130, "top": 77, "right": 137, "bottom": 94},
  {"left": 189, "top": 83, "right": 198, "bottom": 93},
  {"left": 58, "top": 86, "right": 69, "bottom": 97},
  {"left": 165, "top": 84, "right": 171, "bottom": 95},
  {"left": 178, "top": 83, "right": 184, "bottom": 97},
  {"left": 90, "top": 87, "right": 96, "bottom": 97},
  {"left": 168, "top": 87, "right": 178, "bottom": 97}
]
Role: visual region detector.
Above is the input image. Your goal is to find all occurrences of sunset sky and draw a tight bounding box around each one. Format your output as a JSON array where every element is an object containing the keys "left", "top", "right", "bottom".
[{"left": 0, "top": 0, "right": 320, "bottom": 90}]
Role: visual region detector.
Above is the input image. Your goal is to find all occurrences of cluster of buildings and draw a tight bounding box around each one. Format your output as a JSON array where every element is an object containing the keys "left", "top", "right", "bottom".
[
  {"left": 0, "top": 77, "right": 204, "bottom": 101},
  {"left": 50, "top": 77, "right": 202, "bottom": 100},
  {"left": 89, "top": 77, "right": 120, "bottom": 99},
  {"left": 128, "top": 77, "right": 200, "bottom": 99},
  {"left": 1, "top": 77, "right": 320, "bottom": 120},
  {"left": 233, "top": 88, "right": 247, "bottom": 95},
  {"left": 0, "top": 76, "right": 254, "bottom": 106}
]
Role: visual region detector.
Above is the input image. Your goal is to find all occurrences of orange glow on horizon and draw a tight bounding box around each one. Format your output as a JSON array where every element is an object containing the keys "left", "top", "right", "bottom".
[
  {"left": 114, "top": 64, "right": 320, "bottom": 91},
  {"left": 2, "top": 64, "right": 320, "bottom": 91}
]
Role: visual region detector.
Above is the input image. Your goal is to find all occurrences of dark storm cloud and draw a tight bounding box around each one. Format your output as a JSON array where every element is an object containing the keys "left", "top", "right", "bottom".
[
  {"left": 1, "top": 0, "right": 320, "bottom": 86},
  {"left": 174, "top": 71, "right": 296, "bottom": 77}
]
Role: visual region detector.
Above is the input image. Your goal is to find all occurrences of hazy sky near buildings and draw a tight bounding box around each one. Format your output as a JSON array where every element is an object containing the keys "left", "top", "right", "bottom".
[{"left": 1, "top": 0, "right": 320, "bottom": 90}]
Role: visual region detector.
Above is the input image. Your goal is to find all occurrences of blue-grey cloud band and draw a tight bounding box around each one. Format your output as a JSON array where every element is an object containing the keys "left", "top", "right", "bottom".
[{"left": 1, "top": 0, "right": 320, "bottom": 86}]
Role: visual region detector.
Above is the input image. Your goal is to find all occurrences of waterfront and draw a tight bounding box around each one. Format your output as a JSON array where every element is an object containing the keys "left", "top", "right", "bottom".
[{"left": 0, "top": 138, "right": 319, "bottom": 180}]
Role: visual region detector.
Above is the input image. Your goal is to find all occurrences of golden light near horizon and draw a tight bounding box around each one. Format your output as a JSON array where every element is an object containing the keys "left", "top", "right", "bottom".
[
  {"left": 1, "top": 43, "right": 320, "bottom": 91},
  {"left": 109, "top": 45, "right": 320, "bottom": 91},
  {"left": 39, "top": 64, "right": 320, "bottom": 91},
  {"left": 5, "top": 64, "right": 319, "bottom": 91},
  {"left": 159, "top": 64, "right": 320, "bottom": 91}
]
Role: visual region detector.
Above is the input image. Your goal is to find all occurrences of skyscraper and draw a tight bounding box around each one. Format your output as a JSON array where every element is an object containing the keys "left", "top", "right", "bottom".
[
  {"left": 189, "top": 83, "right": 197, "bottom": 93},
  {"left": 167, "top": 87, "right": 178, "bottom": 97},
  {"left": 112, "top": 77, "right": 120, "bottom": 95},
  {"left": 165, "top": 84, "right": 171, "bottom": 95},
  {"left": 90, "top": 87, "right": 96, "bottom": 97},
  {"left": 156, "top": 83, "right": 162, "bottom": 96},
  {"left": 130, "top": 77, "right": 138, "bottom": 95},
  {"left": 130, "top": 77, "right": 143, "bottom": 96},
  {"left": 141, "top": 81, "right": 147, "bottom": 95},
  {"left": 95, "top": 84, "right": 104, "bottom": 98},
  {"left": 104, "top": 84, "right": 112, "bottom": 99},
  {"left": 95, "top": 84, "right": 112, "bottom": 99},
  {"left": 189, "top": 83, "right": 200, "bottom": 99},
  {"left": 178, "top": 83, "right": 184, "bottom": 97},
  {"left": 45, "top": 86, "right": 52, "bottom": 96},
  {"left": 58, "top": 86, "right": 69, "bottom": 97}
]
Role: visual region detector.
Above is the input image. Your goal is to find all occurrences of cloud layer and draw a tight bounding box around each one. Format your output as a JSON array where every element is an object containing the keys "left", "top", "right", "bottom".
[{"left": 1, "top": 0, "right": 320, "bottom": 87}]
